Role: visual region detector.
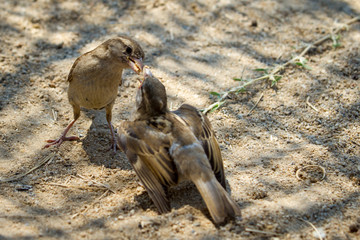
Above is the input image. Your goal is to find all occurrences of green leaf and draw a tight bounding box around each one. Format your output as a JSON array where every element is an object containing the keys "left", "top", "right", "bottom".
[
  {"left": 209, "top": 101, "right": 226, "bottom": 113},
  {"left": 269, "top": 75, "right": 282, "bottom": 87},
  {"left": 294, "top": 57, "right": 312, "bottom": 70},
  {"left": 331, "top": 34, "right": 341, "bottom": 48},
  {"left": 274, "top": 75, "right": 282, "bottom": 81},
  {"left": 332, "top": 34, "right": 340, "bottom": 41},
  {"left": 271, "top": 75, "right": 282, "bottom": 87},
  {"left": 210, "top": 91, "right": 221, "bottom": 97},
  {"left": 236, "top": 87, "right": 246, "bottom": 93},
  {"left": 233, "top": 78, "right": 245, "bottom": 81},
  {"left": 333, "top": 42, "right": 341, "bottom": 48},
  {"left": 254, "top": 68, "right": 268, "bottom": 73}
]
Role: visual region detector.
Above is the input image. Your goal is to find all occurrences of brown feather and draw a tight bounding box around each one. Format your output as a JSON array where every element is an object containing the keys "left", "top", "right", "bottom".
[
  {"left": 173, "top": 104, "right": 226, "bottom": 188},
  {"left": 117, "top": 70, "right": 240, "bottom": 224},
  {"left": 44, "top": 36, "right": 144, "bottom": 151}
]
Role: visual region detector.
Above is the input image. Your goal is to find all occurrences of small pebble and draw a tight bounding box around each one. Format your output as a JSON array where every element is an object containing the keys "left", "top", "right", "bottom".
[
  {"left": 349, "top": 223, "right": 359, "bottom": 233},
  {"left": 15, "top": 184, "right": 33, "bottom": 191},
  {"left": 193, "top": 222, "right": 201, "bottom": 227},
  {"left": 250, "top": 20, "right": 258, "bottom": 27},
  {"left": 185, "top": 213, "right": 194, "bottom": 221},
  {"left": 123, "top": 81, "right": 130, "bottom": 88}
]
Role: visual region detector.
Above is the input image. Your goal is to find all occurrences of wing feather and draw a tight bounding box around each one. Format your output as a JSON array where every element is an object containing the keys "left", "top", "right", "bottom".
[
  {"left": 173, "top": 104, "right": 226, "bottom": 189},
  {"left": 117, "top": 121, "right": 178, "bottom": 213}
]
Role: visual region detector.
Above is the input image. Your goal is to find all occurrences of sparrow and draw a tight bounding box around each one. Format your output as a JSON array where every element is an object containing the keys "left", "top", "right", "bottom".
[
  {"left": 43, "top": 36, "right": 145, "bottom": 151},
  {"left": 117, "top": 68, "right": 241, "bottom": 224}
]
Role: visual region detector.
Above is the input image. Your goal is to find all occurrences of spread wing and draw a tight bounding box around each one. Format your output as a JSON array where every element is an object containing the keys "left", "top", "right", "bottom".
[
  {"left": 117, "top": 120, "right": 178, "bottom": 213},
  {"left": 173, "top": 104, "right": 226, "bottom": 189}
]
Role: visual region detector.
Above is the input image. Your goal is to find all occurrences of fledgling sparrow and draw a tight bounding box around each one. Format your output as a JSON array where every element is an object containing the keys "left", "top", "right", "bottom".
[{"left": 117, "top": 68, "right": 241, "bottom": 224}]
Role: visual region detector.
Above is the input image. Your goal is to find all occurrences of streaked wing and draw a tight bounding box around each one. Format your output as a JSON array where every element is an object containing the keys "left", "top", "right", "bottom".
[
  {"left": 173, "top": 104, "right": 226, "bottom": 189},
  {"left": 117, "top": 120, "right": 177, "bottom": 213}
]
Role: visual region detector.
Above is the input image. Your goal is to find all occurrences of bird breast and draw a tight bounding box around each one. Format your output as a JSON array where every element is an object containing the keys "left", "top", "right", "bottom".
[{"left": 68, "top": 58, "right": 124, "bottom": 109}]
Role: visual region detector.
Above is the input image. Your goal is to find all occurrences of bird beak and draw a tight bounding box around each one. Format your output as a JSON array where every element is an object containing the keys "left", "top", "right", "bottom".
[
  {"left": 128, "top": 57, "right": 144, "bottom": 74},
  {"left": 138, "top": 66, "right": 152, "bottom": 88},
  {"left": 144, "top": 66, "right": 153, "bottom": 78}
]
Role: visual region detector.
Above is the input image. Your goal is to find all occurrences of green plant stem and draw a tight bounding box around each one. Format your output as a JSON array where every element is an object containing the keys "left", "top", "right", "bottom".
[{"left": 203, "top": 16, "right": 360, "bottom": 114}]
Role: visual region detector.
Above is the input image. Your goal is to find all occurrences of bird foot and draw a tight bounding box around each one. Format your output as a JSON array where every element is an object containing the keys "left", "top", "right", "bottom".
[
  {"left": 43, "top": 135, "right": 80, "bottom": 149},
  {"left": 108, "top": 140, "right": 120, "bottom": 153}
]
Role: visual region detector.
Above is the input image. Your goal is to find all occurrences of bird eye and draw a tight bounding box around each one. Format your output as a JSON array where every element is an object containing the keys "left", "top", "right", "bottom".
[{"left": 125, "top": 46, "right": 132, "bottom": 54}]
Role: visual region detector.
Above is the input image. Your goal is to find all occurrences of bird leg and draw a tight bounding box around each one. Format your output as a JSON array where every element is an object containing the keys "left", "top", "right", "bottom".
[
  {"left": 107, "top": 120, "right": 118, "bottom": 153},
  {"left": 43, "top": 118, "right": 80, "bottom": 148},
  {"left": 43, "top": 104, "right": 80, "bottom": 149},
  {"left": 106, "top": 104, "right": 118, "bottom": 153}
]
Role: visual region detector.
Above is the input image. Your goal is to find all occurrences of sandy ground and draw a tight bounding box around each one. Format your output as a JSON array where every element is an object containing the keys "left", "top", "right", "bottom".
[{"left": 1, "top": 0, "right": 360, "bottom": 239}]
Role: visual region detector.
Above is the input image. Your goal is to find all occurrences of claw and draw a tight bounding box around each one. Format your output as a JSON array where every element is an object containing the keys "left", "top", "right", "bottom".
[{"left": 43, "top": 135, "right": 80, "bottom": 149}]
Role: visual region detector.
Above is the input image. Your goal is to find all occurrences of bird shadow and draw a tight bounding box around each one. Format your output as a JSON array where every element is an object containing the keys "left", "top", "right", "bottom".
[{"left": 79, "top": 108, "right": 132, "bottom": 171}]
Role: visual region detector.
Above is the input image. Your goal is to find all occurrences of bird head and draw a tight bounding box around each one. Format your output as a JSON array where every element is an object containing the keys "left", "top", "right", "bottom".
[
  {"left": 107, "top": 36, "right": 144, "bottom": 74},
  {"left": 135, "top": 67, "right": 168, "bottom": 119}
]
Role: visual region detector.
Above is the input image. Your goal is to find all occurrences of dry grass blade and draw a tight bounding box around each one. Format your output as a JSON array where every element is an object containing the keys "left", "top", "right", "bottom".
[
  {"left": 245, "top": 227, "right": 279, "bottom": 236},
  {"left": 43, "top": 183, "right": 112, "bottom": 191},
  {"left": 247, "top": 93, "right": 264, "bottom": 116},
  {"left": 72, "top": 189, "right": 110, "bottom": 219},
  {"left": 75, "top": 174, "right": 116, "bottom": 193},
  {"left": 0, "top": 153, "right": 56, "bottom": 183},
  {"left": 51, "top": 108, "right": 58, "bottom": 121},
  {"left": 299, "top": 218, "right": 324, "bottom": 240},
  {"left": 306, "top": 96, "right": 319, "bottom": 112}
]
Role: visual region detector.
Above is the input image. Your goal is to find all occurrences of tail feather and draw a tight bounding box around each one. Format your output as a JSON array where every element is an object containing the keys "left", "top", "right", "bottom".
[
  {"left": 171, "top": 142, "right": 241, "bottom": 224},
  {"left": 193, "top": 177, "right": 241, "bottom": 224}
]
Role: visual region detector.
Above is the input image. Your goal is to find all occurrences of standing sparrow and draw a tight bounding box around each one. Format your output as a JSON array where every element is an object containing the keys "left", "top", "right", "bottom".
[
  {"left": 117, "top": 68, "right": 241, "bottom": 224},
  {"left": 44, "top": 36, "right": 144, "bottom": 151}
]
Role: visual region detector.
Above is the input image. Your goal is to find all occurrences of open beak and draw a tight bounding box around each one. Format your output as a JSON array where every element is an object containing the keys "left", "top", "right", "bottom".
[
  {"left": 128, "top": 57, "right": 144, "bottom": 74},
  {"left": 143, "top": 66, "right": 153, "bottom": 78},
  {"left": 137, "top": 66, "right": 152, "bottom": 88}
]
